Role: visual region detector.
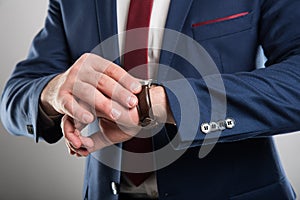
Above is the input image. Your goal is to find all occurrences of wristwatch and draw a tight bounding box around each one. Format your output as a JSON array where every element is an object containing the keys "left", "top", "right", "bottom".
[{"left": 136, "top": 79, "right": 158, "bottom": 127}]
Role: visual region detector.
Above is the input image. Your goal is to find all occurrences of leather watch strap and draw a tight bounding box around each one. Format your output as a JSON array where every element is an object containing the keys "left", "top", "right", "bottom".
[{"left": 136, "top": 81, "right": 158, "bottom": 127}]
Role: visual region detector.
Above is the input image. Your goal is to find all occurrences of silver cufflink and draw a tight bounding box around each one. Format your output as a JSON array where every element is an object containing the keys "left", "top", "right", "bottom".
[
  {"left": 201, "top": 118, "right": 235, "bottom": 134},
  {"left": 111, "top": 182, "right": 118, "bottom": 195}
]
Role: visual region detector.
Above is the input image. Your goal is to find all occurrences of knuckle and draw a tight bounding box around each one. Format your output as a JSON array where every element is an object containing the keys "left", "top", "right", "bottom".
[
  {"left": 69, "top": 66, "right": 81, "bottom": 81},
  {"left": 81, "top": 53, "right": 92, "bottom": 60},
  {"left": 96, "top": 99, "right": 111, "bottom": 116},
  {"left": 60, "top": 96, "right": 70, "bottom": 111},
  {"left": 95, "top": 99, "right": 105, "bottom": 110},
  {"left": 105, "top": 65, "right": 120, "bottom": 78},
  {"left": 97, "top": 74, "right": 108, "bottom": 88},
  {"left": 57, "top": 90, "right": 66, "bottom": 99},
  {"left": 71, "top": 54, "right": 92, "bottom": 77},
  {"left": 70, "top": 59, "right": 82, "bottom": 72}
]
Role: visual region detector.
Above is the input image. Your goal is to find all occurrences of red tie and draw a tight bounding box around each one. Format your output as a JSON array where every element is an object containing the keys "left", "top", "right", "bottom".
[{"left": 122, "top": 0, "right": 154, "bottom": 186}]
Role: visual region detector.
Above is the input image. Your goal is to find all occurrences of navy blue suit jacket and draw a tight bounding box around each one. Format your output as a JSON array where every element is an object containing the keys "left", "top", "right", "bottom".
[{"left": 1, "top": 0, "right": 300, "bottom": 199}]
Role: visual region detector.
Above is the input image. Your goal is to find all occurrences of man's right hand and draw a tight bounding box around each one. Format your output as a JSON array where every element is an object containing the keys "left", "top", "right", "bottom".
[{"left": 40, "top": 53, "right": 142, "bottom": 155}]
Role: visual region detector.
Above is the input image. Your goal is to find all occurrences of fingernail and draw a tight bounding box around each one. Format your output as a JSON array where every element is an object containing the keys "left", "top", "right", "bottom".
[
  {"left": 111, "top": 108, "right": 121, "bottom": 120},
  {"left": 82, "top": 114, "right": 93, "bottom": 123},
  {"left": 127, "top": 95, "right": 137, "bottom": 107},
  {"left": 131, "top": 82, "right": 141, "bottom": 93}
]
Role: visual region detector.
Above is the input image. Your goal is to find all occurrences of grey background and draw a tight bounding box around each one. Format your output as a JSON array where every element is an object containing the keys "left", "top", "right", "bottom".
[{"left": 0, "top": 0, "right": 299, "bottom": 199}]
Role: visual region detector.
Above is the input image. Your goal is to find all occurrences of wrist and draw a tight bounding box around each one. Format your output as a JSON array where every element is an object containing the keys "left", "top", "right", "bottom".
[
  {"left": 149, "top": 85, "right": 175, "bottom": 124},
  {"left": 40, "top": 75, "right": 62, "bottom": 117}
]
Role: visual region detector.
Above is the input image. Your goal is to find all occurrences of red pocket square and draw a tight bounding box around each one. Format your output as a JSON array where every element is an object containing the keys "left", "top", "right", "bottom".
[{"left": 192, "top": 12, "right": 249, "bottom": 28}]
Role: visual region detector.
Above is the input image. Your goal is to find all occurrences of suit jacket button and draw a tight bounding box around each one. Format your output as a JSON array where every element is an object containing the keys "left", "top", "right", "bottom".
[{"left": 111, "top": 182, "right": 119, "bottom": 195}]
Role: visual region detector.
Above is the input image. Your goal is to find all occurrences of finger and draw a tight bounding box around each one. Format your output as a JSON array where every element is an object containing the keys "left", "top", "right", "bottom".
[
  {"left": 95, "top": 101, "right": 139, "bottom": 127},
  {"left": 103, "top": 63, "right": 142, "bottom": 94},
  {"left": 72, "top": 79, "right": 140, "bottom": 126},
  {"left": 74, "top": 119, "right": 87, "bottom": 131},
  {"left": 61, "top": 115, "right": 82, "bottom": 149},
  {"left": 79, "top": 119, "right": 141, "bottom": 153},
  {"left": 79, "top": 132, "right": 109, "bottom": 153},
  {"left": 97, "top": 74, "right": 138, "bottom": 108},
  {"left": 72, "top": 82, "right": 135, "bottom": 124},
  {"left": 66, "top": 141, "right": 77, "bottom": 155},
  {"left": 60, "top": 94, "right": 94, "bottom": 124},
  {"left": 72, "top": 81, "right": 113, "bottom": 119},
  {"left": 100, "top": 119, "right": 139, "bottom": 143},
  {"left": 75, "top": 148, "right": 90, "bottom": 157},
  {"left": 79, "top": 136, "right": 96, "bottom": 151},
  {"left": 84, "top": 53, "right": 142, "bottom": 93},
  {"left": 74, "top": 100, "right": 93, "bottom": 131},
  {"left": 66, "top": 140, "right": 90, "bottom": 157},
  {"left": 67, "top": 145, "right": 76, "bottom": 155},
  {"left": 72, "top": 71, "right": 138, "bottom": 108},
  {"left": 79, "top": 119, "right": 118, "bottom": 153}
]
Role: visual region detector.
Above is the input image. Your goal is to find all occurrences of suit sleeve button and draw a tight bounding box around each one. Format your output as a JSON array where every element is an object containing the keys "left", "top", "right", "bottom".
[
  {"left": 225, "top": 118, "right": 235, "bottom": 129},
  {"left": 201, "top": 123, "right": 211, "bottom": 134},
  {"left": 209, "top": 122, "right": 218, "bottom": 132}
]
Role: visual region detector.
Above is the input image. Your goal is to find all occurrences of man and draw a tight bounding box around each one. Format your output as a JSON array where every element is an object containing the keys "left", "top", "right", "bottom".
[{"left": 1, "top": 0, "right": 300, "bottom": 199}]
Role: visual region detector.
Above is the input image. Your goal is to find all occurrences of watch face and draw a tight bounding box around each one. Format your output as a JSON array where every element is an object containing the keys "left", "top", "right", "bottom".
[
  {"left": 140, "top": 117, "right": 159, "bottom": 129},
  {"left": 140, "top": 117, "right": 153, "bottom": 127},
  {"left": 140, "top": 118, "right": 150, "bottom": 127}
]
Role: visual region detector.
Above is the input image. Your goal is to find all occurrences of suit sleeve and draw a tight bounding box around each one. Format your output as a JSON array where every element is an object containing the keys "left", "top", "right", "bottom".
[
  {"left": 0, "top": 0, "right": 69, "bottom": 143},
  {"left": 163, "top": 0, "right": 300, "bottom": 149}
]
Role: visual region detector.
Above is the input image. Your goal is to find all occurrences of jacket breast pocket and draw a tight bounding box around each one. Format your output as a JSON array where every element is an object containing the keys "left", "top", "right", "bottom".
[{"left": 192, "top": 11, "right": 253, "bottom": 41}]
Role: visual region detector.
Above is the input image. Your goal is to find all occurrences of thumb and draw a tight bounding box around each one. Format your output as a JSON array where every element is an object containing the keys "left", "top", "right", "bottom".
[{"left": 79, "top": 136, "right": 94, "bottom": 149}]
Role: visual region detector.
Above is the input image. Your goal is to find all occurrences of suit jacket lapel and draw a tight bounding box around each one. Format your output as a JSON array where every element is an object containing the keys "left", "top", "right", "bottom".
[
  {"left": 165, "top": 0, "right": 194, "bottom": 33},
  {"left": 94, "top": 0, "right": 120, "bottom": 64},
  {"left": 158, "top": 0, "right": 194, "bottom": 81}
]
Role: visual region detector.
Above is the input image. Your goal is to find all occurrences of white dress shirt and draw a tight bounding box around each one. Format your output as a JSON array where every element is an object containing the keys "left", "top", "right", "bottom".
[
  {"left": 117, "top": 0, "right": 171, "bottom": 198},
  {"left": 117, "top": 0, "right": 171, "bottom": 79}
]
